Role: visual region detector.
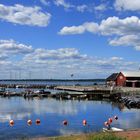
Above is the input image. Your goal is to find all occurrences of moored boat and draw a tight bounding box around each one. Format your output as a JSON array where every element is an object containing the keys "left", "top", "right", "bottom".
[{"left": 103, "top": 127, "right": 124, "bottom": 132}]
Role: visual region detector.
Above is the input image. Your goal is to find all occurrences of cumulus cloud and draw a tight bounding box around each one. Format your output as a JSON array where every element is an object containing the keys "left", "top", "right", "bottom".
[
  {"left": 24, "top": 48, "right": 88, "bottom": 63},
  {"left": 0, "top": 4, "right": 51, "bottom": 27},
  {"left": 0, "top": 44, "right": 138, "bottom": 79},
  {"left": 59, "top": 16, "right": 140, "bottom": 51},
  {"left": 59, "top": 26, "right": 85, "bottom": 35},
  {"left": 22, "top": 47, "right": 139, "bottom": 78},
  {"left": 100, "top": 16, "right": 140, "bottom": 35},
  {"left": 0, "top": 39, "right": 33, "bottom": 54},
  {"left": 59, "top": 22, "right": 99, "bottom": 35},
  {"left": 60, "top": 16, "right": 140, "bottom": 36},
  {"left": 0, "top": 39, "right": 138, "bottom": 79},
  {"left": 109, "top": 35, "right": 140, "bottom": 50},
  {"left": 114, "top": 0, "right": 140, "bottom": 11}
]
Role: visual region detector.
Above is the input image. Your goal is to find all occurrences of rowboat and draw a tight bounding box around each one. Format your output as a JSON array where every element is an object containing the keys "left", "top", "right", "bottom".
[{"left": 103, "top": 127, "right": 124, "bottom": 132}]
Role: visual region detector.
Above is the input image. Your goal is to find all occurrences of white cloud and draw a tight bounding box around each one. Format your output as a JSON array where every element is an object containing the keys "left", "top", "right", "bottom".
[
  {"left": 21, "top": 47, "right": 139, "bottom": 78},
  {"left": 0, "top": 39, "right": 33, "bottom": 54},
  {"left": 100, "top": 16, "right": 140, "bottom": 36},
  {"left": 0, "top": 39, "right": 138, "bottom": 79},
  {"left": 54, "top": 0, "right": 74, "bottom": 9},
  {"left": 24, "top": 48, "right": 88, "bottom": 63},
  {"left": 59, "top": 22, "right": 99, "bottom": 35},
  {"left": 115, "top": 0, "right": 140, "bottom": 11},
  {"left": 0, "top": 46, "right": 138, "bottom": 79},
  {"left": 60, "top": 16, "right": 140, "bottom": 36},
  {"left": 109, "top": 35, "right": 140, "bottom": 50},
  {"left": 39, "top": 0, "right": 108, "bottom": 15},
  {"left": 84, "top": 22, "right": 99, "bottom": 33},
  {"left": 0, "top": 4, "right": 51, "bottom": 27},
  {"left": 59, "top": 26, "right": 85, "bottom": 35},
  {"left": 95, "top": 4, "right": 106, "bottom": 11},
  {"left": 77, "top": 3, "right": 107, "bottom": 13},
  {"left": 59, "top": 16, "right": 140, "bottom": 51}
]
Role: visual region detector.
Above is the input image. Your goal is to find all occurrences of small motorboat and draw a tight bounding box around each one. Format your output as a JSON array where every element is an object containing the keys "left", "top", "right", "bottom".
[{"left": 103, "top": 127, "right": 124, "bottom": 132}]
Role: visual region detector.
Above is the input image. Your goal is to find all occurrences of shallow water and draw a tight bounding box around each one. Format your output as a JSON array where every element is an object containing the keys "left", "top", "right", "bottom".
[{"left": 0, "top": 97, "right": 140, "bottom": 139}]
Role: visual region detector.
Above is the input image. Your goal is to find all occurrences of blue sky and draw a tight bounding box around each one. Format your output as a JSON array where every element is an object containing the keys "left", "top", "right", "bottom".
[{"left": 0, "top": 0, "right": 140, "bottom": 79}]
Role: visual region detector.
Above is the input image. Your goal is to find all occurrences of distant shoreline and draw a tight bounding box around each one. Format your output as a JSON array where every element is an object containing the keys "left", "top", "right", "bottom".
[{"left": 0, "top": 79, "right": 105, "bottom": 81}]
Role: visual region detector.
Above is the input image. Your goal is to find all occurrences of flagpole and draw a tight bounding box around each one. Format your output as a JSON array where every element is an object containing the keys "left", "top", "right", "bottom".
[{"left": 71, "top": 74, "right": 74, "bottom": 86}]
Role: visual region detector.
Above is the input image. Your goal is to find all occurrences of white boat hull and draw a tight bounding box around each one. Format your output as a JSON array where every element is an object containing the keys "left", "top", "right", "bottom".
[{"left": 103, "top": 127, "right": 124, "bottom": 132}]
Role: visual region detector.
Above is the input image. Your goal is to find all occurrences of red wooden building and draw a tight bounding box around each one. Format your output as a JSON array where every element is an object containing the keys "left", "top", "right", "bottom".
[{"left": 106, "top": 72, "right": 140, "bottom": 87}]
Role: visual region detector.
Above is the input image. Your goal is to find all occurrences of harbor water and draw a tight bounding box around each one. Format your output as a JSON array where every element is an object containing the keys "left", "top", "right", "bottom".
[
  {"left": 0, "top": 97, "right": 140, "bottom": 139},
  {"left": 0, "top": 80, "right": 140, "bottom": 139}
]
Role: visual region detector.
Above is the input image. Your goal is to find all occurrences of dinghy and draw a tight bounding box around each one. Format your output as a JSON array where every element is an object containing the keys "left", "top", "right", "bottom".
[{"left": 103, "top": 127, "right": 124, "bottom": 132}]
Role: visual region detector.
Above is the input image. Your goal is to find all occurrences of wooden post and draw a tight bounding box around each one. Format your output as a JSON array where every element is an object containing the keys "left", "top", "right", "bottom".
[{"left": 132, "top": 82, "right": 135, "bottom": 88}]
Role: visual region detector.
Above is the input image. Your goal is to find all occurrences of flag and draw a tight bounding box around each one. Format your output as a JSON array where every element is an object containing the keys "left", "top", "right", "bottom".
[{"left": 71, "top": 74, "right": 74, "bottom": 77}]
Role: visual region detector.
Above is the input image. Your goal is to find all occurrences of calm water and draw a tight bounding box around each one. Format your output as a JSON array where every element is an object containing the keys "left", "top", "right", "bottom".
[
  {"left": 0, "top": 80, "right": 105, "bottom": 86},
  {"left": 0, "top": 97, "right": 140, "bottom": 139}
]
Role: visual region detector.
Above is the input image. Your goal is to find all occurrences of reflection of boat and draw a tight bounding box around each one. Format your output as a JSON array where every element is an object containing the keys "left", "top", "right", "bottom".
[{"left": 103, "top": 127, "right": 124, "bottom": 132}]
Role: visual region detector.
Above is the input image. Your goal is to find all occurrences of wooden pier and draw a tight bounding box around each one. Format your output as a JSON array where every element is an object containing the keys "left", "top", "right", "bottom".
[
  {"left": 54, "top": 85, "right": 121, "bottom": 100},
  {"left": 54, "top": 85, "right": 118, "bottom": 95},
  {"left": 54, "top": 85, "right": 111, "bottom": 93}
]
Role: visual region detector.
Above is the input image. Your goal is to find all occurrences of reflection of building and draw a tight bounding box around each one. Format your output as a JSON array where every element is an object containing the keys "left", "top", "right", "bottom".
[{"left": 106, "top": 72, "right": 140, "bottom": 87}]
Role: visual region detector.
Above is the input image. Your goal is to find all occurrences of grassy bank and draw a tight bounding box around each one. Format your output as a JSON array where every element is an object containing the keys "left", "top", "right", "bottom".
[
  {"left": 29, "top": 129, "right": 140, "bottom": 140},
  {"left": 14, "top": 129, "right": 140, "bottom": 140},
  {"left": 48, "top": 133, "right": 125, "bottom": 140}
]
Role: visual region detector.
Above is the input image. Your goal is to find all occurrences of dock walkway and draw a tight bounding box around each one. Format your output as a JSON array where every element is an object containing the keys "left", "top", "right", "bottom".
[{"left": 55, "top": 85, "right": 114, "bottom": 93}]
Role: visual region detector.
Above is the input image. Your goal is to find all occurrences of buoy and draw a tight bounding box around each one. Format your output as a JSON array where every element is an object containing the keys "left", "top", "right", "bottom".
[
  {"left": 108, "top": 118, "right": 113, "bottom": 123},
  {"left": 9, "top": 120, "right": 14, "bottom": 126},
  {"left": 82, "top": 119, "right": 87, "bottom": 126},
  {"left": 63, "top": 120, "right": 68, "bottom": 126},
  {"left": 114, "top": 116, "right": 118, "bottom": 120},
  {"left": 27, "top": 120, "right": 32, "bottom": 126},
  {"left": 104, "top": 121, "right": 109, "bottom": 126},
  {"left": 36, "top": 119, "right": 41, "bottom": 125}
]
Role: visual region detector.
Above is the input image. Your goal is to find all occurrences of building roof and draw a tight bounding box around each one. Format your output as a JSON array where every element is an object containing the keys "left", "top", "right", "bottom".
[
  {"left": 106, "top": 73, "right": 119, "bottom": 81},
  {"left": 122, "top": 71, "right": 140, "bottom": 77}
]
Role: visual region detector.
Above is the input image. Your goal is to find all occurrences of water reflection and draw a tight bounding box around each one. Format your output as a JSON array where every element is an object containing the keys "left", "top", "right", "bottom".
[
  {"left": 117, "top": 108, "right": 140, "bottom": 129},
  {"left": 0, "top": 97, "right": 139, "bottom": 139}
]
